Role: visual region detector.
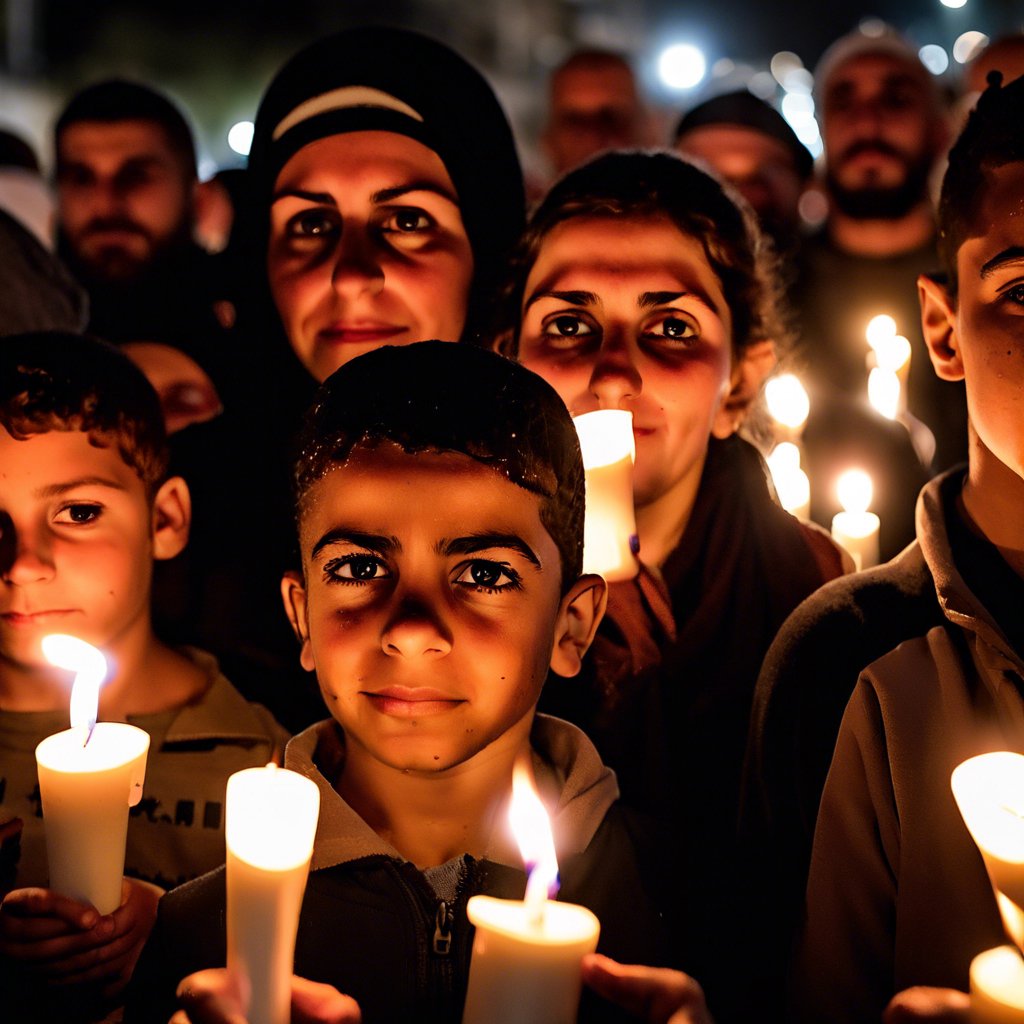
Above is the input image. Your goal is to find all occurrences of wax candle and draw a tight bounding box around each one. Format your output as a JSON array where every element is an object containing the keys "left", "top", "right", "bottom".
[
  {"left": 765, "top": 373, "right": 810, "bottom": 443},
  {"left": 462, "top": 764, "right": 600, "bottom": 1024},
  {"left": 972, "top": 946, "right": 1024, "bottom": 1023},
  {"left": 34, "top": 635, "right": 150, "bottom": 915},
  {"left": 226, "top": 764, "right": 320, "bottom": 1024},
  {"left": 831, "top": 469, "right": 880, "bottom": 571},
  {"left": 573, "top": 409, "right": 639, "bottom": 582},
  {"left": 767, "top": 442, "right": 811, "bottom": 520}
]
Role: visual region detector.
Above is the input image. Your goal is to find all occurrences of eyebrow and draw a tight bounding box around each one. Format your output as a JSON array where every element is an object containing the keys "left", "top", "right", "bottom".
[
  {"left": 980, "top": 246, "right": 1024, "bottom": 279},
  {"left": 441, "top": 533, "right": 541, "bottom": 568},
  {"left": 271, "top": 180, "right": 459, "bottom": 207},
  {"left": 36, "top": 476, "right": 128, "bottom": 498},
  {"left": 310, "top": 529, "right": 400, "bottom": 560},
  {"left": 524, "top": 286, "right": 718, "bottom": 316}
]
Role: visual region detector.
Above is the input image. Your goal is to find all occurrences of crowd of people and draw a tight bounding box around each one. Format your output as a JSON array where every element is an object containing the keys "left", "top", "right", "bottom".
[{"left": 1, "top": 19, "right": 1024, "bottom": 1024}]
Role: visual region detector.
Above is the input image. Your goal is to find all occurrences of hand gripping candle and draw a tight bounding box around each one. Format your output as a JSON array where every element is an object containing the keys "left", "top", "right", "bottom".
[
  {"left": 226, "top": 764, "right": 321, "bottom": 1024},
  {"left": 34, "top": 635, "right": 150, "bottom": 915},
  {"left": 952, "top": 752, "right": 1024, "bottom": 1021},
  {"left": 573, "top": 409, "right": 640, "bottom": 582},
  {"left": 462, "top": 763, "right": 600, "bottom": 1024}
]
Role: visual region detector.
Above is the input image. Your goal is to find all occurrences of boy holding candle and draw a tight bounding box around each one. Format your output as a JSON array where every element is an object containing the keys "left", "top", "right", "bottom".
[
  {"left": 0, "top": 332, "right": 288, "bottom": 1021},
  {"left": 126, "top": 342, "right": 678, "bottom": 1023},
  {"left": 761, "top": 73, "right": 1024, "bottom": 1022}
]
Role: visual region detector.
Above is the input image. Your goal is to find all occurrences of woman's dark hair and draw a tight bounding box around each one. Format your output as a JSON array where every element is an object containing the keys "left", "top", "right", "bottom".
[{"left": 495, "top": 150, "right": 787, "bottom": 359}]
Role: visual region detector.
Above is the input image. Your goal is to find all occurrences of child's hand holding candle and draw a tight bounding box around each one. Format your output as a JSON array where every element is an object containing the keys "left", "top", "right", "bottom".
[{"left": 462, "top": 763, "right": 600, "bottom": 1024}]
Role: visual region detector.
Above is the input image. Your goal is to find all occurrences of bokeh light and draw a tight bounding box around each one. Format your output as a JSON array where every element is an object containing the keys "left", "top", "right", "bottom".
[{"left": 658, "top": 43, "right": 707, "bottom": 90}]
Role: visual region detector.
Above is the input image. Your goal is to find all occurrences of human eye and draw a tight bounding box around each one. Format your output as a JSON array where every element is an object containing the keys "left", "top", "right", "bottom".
[
  {"left": 381, "top": 207, "right": 435, "bottom": 234},
  {"left": 286, "top": 208, "right": 338, "bottom": 240},
  {"left": 322, "top": 554, "right": 391, "bottom": 585},
  {"left": 644, "top": 313, "right": 699, "bottom": 345},
  {"left": 1004, "top": 282, "right": 1024, "bottom": 307},
  {"left": 53, "top": 503, "right": 103, "bottom": 526},
  {"left": 452, "top": 560, "right": 523, "bottom": 594},
  {"left": 540, "top": 313, "right": 596, "bottom": 348}
]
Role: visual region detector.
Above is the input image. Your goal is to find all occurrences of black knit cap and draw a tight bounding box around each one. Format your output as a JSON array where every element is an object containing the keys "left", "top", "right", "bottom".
[
  {"left": 247, "top": 26, "right": 526, "bottom": 325},
  {"left": 295, "top": 341, "right": 584, "bottom": 589},
  {"left": 674, "top": 90, "right": 814, "bottom": 179}
]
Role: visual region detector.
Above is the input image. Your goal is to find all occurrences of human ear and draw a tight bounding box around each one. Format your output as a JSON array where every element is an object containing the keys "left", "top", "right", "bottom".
[
  {"left": 711, "top": 338, "right": 777, "bottom": 439},
  {"left": 918, "top": 274, "right": 964, "bottom": 382},
  {"left": 281, "top": 571, "right": 315, "bottom": 672},
  {"left": 491, "top": 328, "right": 517, "bottom": 358},
  {"left": 549, "top": 574, "right": 608, "bottom": 677},
  {"left": 151, "top": 476, "right": 191, "bottom": 560}
]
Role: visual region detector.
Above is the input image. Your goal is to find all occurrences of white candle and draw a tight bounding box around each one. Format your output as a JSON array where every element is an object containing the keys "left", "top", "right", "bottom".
[
  {"left": 573, "top": 409, "right": 639, "bottom": 582},
  {"left": 765, "top": 373, "right": 810, "bottom": 443},
  {"left": 462, "top": 764, "right": 600, "bottom": 1024},
  {"left": 971, "top": 946, "right": 1024, "bottom": 1023},
  {"left": 34, "top": 635, "right": 149, "bottom": 915},
  {"left": 226, "top": 764, "right": 320, "bottom": 1024},
  {"left": 767, "top": 442, "right": 810, "bottom": 520},
  {"left": 831, "top": 469, "right": 880, "bottom": 571}
]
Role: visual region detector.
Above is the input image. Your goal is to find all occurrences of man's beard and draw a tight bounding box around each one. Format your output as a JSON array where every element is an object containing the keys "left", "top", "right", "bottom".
[
  {"left": 826, "top": 141, "right": 934, "bottom": 221},
  {"left": 58, "top": 217, "right": 191, "bottom": 288}
]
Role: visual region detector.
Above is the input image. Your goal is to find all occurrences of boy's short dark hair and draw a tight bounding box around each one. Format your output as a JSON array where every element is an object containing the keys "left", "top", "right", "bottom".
[
  {"left": 55, "top": 79, "right": 197, "bottom": 177},
  {"left": 0, "top": 332, "right": 169, "bottom": 491},
  {"left": 938, "top": 72, "right": 1024, "bottom": 297},
  {"left": 496, "top": 150, "right": 787, "bottom": 359},
  {"left": 294, "top": 342, "right": 584, "bottom": 591}
]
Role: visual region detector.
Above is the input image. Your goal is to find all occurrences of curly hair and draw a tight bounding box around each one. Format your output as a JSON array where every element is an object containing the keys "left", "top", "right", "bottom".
[
  {"left": 493, "top": 150, "right": 789, "bottom": 359},
  {"left": 0, "top": 332, "right": 169, "bottom": 493}
]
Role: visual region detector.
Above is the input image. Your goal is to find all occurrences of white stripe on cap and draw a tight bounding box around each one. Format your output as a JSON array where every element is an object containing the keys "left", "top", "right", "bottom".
[{"left": 272, "top": 86, "right": 425, "bottom": 141}]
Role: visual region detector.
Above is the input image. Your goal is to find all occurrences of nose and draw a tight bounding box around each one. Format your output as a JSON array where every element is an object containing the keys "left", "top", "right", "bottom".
[
  {"left": 1, "top": 526, "right": 55, "bottom": 586},
  {"left": 587, "top": 334, "right": 642, "bottom": 410},
  {"left": 380, "top": 597, "right": 453, "bottom": 660},
  {"left": 331, "top": 225, "right": 385, "bottom": 298}
]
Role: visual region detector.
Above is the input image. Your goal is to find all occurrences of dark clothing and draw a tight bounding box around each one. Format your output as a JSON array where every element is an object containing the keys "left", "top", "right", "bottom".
[
  {"left": 741, "top": 469, "right": 975, "bottom": 1020},
  {"left": 791, "top": 469, "right": 1024, "bottom": 1021},
  {"left": 793, "top": 231, "right": 968, "bottom": 472},
  {"left": 0, "top": 210, "right": 87, "bottom": 335},
  {"left": 540, "top": 435, "right": 846, "bottom": 1021},
  {"left": 126, "top": 716, "right": 675, "bottom": 1024}
]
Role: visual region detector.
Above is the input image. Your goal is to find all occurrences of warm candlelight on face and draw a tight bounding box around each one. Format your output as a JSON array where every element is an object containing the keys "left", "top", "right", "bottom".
[
  {"left": 226, "top": 764, "right": 321, "bottom": 1024},
  {"left": 461, "top": 765, "right": 600, "bottom": 1024},
  {"left": 831, "top": 469, "right": 880, "bottom": 571},
  {"left": 573, "top": 409, "right": 639, "bottom": 582},
  {"left": 767, "top": 442, "right": 811, "bottom": 520},
  {"left": 34, "top": 635, "right": 150, "bottom": 914}
]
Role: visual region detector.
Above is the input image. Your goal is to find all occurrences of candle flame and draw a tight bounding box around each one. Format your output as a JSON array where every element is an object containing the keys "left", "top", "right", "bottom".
[
  {"left": 836, "top": 469, "right": 873, "bottom": 515},
  {"left": 867, "top": 367, "right": 901, "bottom": 420},
  {"left": 865, "top": 314, "right": 897, "bottom": 347},
  {"left": 765, "top": 374, "right": 810, "bottom": 430},
  {"left": 870, "top": 334, "right": 912, "bottom": 373},
  {"left": 41, "top": 635, "right": 107, "bottom": 740},
  {"left": 510, "top": 762, "right": 560, "bottom": 925}
]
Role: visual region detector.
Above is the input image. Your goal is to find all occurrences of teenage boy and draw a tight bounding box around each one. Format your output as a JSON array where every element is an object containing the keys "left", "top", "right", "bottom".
[
  {"left": 126, "top": 342, "right": 675, "bottom": 1023},
  {"left": 779, "top": 74, "right": 1024, "bottom": 1022},
  {"left": 0, "top": 333, "right": 287, "bottom": 1021}
]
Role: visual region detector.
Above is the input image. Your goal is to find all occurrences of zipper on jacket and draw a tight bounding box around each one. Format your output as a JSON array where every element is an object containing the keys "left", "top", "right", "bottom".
[{"left": 432, "top": 899, "right": 453, "bottom": 955}]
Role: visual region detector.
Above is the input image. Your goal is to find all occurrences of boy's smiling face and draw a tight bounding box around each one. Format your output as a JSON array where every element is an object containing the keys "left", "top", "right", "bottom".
[
  {"left": 283, "top": 443, "right": 599, "bottom": 775},
  {"left": 0, "top": 429, "right": 187, "bottom": 674}
]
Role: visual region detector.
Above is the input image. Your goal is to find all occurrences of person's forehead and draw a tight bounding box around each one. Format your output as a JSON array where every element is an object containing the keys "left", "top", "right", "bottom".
[
  {"left": 58, "top": 118, "right": 179, "bottom": 166},
  {"left": 960, "top": 161, "right": 1024, "bottom": 269},
  {"left": 825, "top": 54, "right": 928, "bottom": 100},
  {"left": 679, "top": 124, "right": 797, "bottom": 169},
  {"left": 552, "top": 65, "right": 638, "bottom": 109}
]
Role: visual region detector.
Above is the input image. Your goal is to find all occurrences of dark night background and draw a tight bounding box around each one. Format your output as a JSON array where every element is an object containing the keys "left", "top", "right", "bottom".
[{"left": 2, "top": 0, "right": 1022, "bottom": 170}]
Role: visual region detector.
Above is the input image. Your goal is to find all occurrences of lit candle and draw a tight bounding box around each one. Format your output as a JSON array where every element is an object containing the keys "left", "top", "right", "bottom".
[
  {"left": 573, "top": 410, "right": 639, "bottom": 582},
  {"left": 462, "top": 764, "right": 600, "bottom": 1024},
  {"left": 831, "top": 469, "right": 880, "bottom": 571},
  {"left": 971, "top": 947, "right": 1024, "bottom": 1023},
  {"left": 867, "top": 330, "right": 912, "bottom": 420},
  {"left": 765, "top": 373, "right": 810, "bottom": 443},
  {"left": 865, "top": 314, "right": 897, "bottom": 349},
  {"left": 953, "top": 753, "right": 1024, "bottom": 1020},
  {"left": 226, "top": 764, "right": 321, "bottom": 1024},
  {"left": 767, "top": 441, "right": 811, "bottom": 520},
  {"left": 33, "top": 635, "right": 150, "bottom": 915}
]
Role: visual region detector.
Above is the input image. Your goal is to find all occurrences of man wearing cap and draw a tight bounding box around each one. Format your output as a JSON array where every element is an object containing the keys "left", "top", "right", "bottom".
[
  {"left": 674, "top": 90, "right": 813, "bottom": 262},
  {"left": 796, "top": 28, "right": 967, "bottom": 471}
]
